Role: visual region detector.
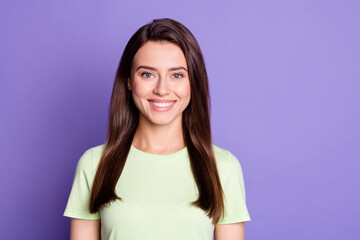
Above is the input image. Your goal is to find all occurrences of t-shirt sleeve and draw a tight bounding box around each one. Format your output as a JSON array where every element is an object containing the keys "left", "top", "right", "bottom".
[
  {"left": 217, "top": 151, "right": 251, "bottom": 224},
  {"left": 63, "top": 148, "right": 101, "bottom": 220}
]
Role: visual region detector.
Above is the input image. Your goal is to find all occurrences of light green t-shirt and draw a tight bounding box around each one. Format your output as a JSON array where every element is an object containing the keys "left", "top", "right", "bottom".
[{"left": 64, "top": 144, "right": 251, "bottom": 240}]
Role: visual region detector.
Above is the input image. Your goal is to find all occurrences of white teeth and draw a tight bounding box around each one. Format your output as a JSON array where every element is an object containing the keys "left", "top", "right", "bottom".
[{"left": 150, "top": 101, "right": 175, "bottom": 107}]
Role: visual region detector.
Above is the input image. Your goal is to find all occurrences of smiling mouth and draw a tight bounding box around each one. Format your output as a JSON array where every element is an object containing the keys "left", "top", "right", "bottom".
[{"left": 148, "top": 100, "right": 176, "bottom": 108}]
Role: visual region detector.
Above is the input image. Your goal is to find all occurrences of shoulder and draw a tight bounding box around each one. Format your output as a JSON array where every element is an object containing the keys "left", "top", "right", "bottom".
[
  {"left": 212, "top": 144, "right": 229, "bottom": 159},
  {"left": 212, "top": 144, "right": 239, "bottom": 166},
  {"left": 212, "top": 144, "right": 242, "bottom": 178},
  {"left": 90, "top": 144, "right": 105, "bottom": 162},
  {"left": 77, "top": 144, "right": 105, "bottom": 172}
]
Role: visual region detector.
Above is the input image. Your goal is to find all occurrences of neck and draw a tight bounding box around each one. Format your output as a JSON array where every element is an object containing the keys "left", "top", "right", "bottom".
[{"left": 131, "top": 115, "right": 185, "bottom": 154}]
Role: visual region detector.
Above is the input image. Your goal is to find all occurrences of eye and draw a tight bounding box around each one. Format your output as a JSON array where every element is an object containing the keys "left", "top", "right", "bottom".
[
  {"left": 141, "top": 72, "right": 154, "bottom": 78},
  {"left": 172, "top": 73, "right": 183, "bottom": 79}
]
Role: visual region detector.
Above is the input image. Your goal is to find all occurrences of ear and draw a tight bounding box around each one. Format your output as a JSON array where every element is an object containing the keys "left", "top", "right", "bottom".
[{"left": 127, "top": 78, "right": 132, "bottom": 90}]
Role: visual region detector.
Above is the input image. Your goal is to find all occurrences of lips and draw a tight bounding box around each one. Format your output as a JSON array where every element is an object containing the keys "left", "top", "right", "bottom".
[
  {"left": 148, "top": 99, "right": 176, "bottom": 112},
  {"left": 148, "top": 99, "right": 176, "bottom": 103}
]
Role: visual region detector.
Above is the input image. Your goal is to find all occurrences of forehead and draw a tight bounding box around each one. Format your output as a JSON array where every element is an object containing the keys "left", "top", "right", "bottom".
[{"left": 132, "top": 41, "right": 187, "bottom": 69}]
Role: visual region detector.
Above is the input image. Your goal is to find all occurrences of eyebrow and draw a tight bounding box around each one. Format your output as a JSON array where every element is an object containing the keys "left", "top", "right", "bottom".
[{"left": 135, "top": 65, "right": 188, "bottom": 72}]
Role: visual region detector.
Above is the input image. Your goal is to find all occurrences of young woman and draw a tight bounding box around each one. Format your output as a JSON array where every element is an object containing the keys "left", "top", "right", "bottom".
[{"left": 64, "top": 18, "right": 251, "bottom": 240}]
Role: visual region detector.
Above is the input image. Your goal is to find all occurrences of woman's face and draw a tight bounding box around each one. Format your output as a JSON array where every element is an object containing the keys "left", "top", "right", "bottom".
[{"left": 128, "top": 40, "right": 191, "bottom": 126}]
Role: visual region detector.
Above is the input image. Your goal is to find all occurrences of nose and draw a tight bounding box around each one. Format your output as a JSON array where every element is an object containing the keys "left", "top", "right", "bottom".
[{"left": 153, "top": 76, "right": 170, "bottom": 96}]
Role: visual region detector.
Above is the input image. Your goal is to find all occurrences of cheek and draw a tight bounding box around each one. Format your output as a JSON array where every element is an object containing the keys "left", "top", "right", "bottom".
[
  {"left": 131, "top": 81, "right": 150, "bottom": 100},
  {"left": 176, "top": 82, "right": 191, "bottom": 99}
]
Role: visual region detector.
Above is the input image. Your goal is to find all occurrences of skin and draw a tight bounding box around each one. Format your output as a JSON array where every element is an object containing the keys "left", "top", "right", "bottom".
[
  {"left": 128, "top": 40, "right": 191, "bottom": 153},
  {"left": 70, "top": 40, "right": 245, "bottom": 239},
  {"left": 214, "top": 222, "right": 245, "bottom": 240},
  {"left": 70, "top": 218, "right": 100, "bottom": 240}
]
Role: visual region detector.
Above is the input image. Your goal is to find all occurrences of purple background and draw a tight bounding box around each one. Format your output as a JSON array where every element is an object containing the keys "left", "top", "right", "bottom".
[{"left": 1, "top": 0, "right": 359, "bottom": 239}]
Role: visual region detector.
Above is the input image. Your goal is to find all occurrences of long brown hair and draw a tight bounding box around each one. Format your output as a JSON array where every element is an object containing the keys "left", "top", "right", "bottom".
[{"left": 89, "top": 18, "right": 225, "bottom": 224}]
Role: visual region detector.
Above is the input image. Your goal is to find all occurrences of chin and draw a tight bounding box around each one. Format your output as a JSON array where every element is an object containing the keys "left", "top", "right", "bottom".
[{"left": 150, "top": 119, "right": 175, "bottom": 125}]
